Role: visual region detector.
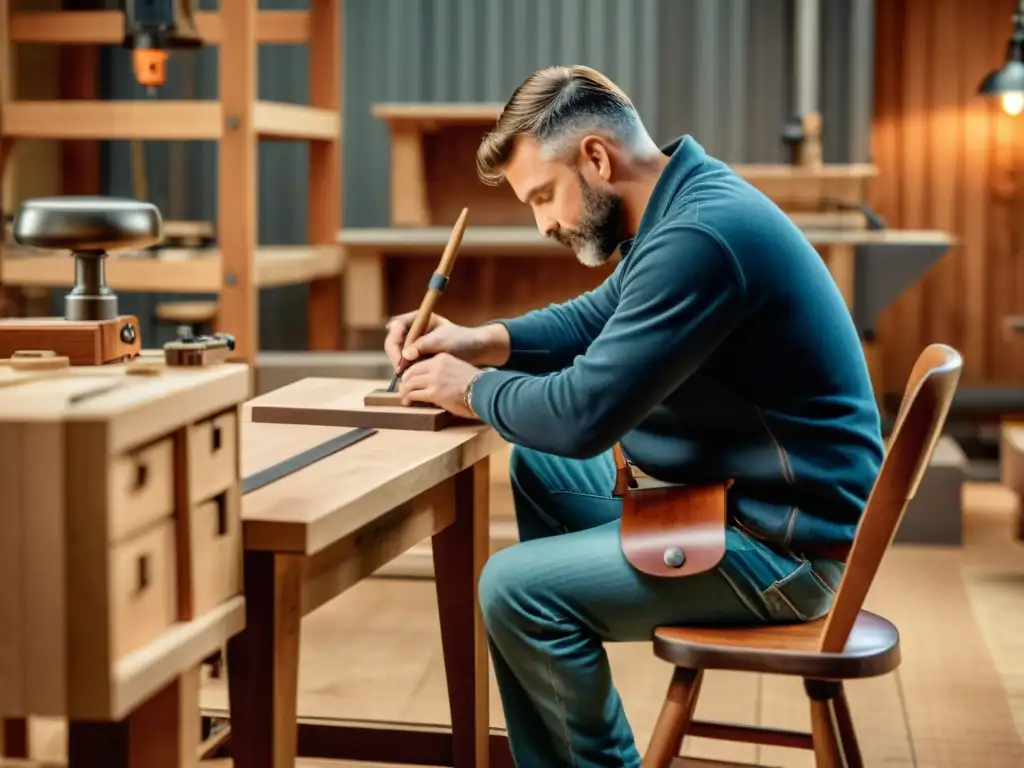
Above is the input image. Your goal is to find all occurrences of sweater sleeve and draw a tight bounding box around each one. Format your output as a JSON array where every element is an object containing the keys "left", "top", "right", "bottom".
[
  {"left": 470, "top": 224, "right": 747, "bottom": 457},
  {"left": 488, "top": 270, "right": 620, "bottom": 374}
]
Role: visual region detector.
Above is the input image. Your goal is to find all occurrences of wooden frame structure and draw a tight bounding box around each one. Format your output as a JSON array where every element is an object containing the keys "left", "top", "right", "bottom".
[{"left": 0, "top": 1, "right": 345, "bottom": 365}]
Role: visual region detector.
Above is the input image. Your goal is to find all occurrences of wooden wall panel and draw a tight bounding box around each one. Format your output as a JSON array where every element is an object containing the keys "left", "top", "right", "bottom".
[{"left": 873, "top": 0, "right": 1024, "bottom": 391}]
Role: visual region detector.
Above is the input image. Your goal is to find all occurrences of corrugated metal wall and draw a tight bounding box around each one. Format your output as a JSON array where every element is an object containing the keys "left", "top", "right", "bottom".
[{"left": 99, "top": 0, "right": 875, "bottom": 349}]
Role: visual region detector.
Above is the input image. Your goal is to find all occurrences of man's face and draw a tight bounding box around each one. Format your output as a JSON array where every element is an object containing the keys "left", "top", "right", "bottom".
[{"left": 503, "top": 135, "right": 623, "bottom": 267}]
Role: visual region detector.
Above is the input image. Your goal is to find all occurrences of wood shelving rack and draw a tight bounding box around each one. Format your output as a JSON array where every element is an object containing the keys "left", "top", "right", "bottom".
[{"left": 0, "top": 1, "right": 345, "bottom": 364}]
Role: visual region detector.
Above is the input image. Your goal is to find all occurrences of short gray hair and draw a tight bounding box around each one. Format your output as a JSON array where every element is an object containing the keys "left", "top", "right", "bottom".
[{"left": 476, "top": 65, "right": 654, "bottom": 186}]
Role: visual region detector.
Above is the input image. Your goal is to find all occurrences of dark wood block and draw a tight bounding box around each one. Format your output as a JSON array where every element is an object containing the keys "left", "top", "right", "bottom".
[{"left": 0, "top": 315, "right": 141, "bottom": 365}]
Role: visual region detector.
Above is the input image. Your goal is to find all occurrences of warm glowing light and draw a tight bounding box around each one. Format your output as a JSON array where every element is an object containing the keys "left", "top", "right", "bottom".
[{"left": 1002, "top": 91, "right": 1024, "bottom": 115}]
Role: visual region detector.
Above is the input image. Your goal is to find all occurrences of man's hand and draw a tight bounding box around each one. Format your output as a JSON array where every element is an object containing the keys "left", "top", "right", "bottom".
[
  {"left": 398, "top": 353, "right": 482, "bottom": 418},
  {"left": 384, "top": 311, "right": 511, "bottom": 370}
]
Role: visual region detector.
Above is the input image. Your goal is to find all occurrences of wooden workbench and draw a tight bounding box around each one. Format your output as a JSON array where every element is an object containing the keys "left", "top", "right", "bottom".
[
  {"left": 202, "top": 378, "right": 510, "bottom": 768},
  {"left": 0, "top": 356, "right": 250, "bottom": 767}
]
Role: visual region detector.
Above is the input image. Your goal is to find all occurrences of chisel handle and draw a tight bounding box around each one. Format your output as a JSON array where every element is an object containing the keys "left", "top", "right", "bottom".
[{"left": 389, "top": 207, "right": 469, "bottom": 388}]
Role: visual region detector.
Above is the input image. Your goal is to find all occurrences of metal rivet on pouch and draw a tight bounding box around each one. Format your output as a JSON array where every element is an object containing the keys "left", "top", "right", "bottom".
[{"left": 663, "top": 547, "right": 685, "bottom": 568}]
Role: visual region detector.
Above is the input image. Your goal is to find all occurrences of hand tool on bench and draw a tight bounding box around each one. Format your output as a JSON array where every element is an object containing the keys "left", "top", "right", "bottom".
[
  {"left": 241, "top": 427, "right": 378, "bottom": 494},
  {"left": 371, "top": 207, "right": 469, "bottom": 405}
]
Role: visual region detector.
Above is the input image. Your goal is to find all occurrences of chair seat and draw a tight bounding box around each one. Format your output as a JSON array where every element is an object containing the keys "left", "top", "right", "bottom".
[
  {"left": 13, "top": 196, "right": 162, "bottom": 252},
  {"left": 653, "top": 610, "right": 899, "bottom": 680},
  {"left": 155, "top": 301, "right": 218, "bottom": 325}
]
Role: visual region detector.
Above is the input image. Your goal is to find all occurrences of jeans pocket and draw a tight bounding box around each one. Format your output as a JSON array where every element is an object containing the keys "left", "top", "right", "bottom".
[{"left": 761, "top": 560, "right": 835, "bottom": 622}]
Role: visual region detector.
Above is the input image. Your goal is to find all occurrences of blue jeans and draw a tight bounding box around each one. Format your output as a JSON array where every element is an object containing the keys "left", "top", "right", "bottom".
[{"left": 478, "top": 446, "right": 844, "bottom": 768}]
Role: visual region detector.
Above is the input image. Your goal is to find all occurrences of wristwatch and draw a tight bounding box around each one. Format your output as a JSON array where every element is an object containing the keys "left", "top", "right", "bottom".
[{"left": 463, "top": 368, "right": 493, "bottom": 417}]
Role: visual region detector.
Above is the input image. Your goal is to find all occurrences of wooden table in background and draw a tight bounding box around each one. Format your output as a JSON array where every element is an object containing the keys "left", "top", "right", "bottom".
[{"left": 215, "top": 379, "right": 511, "bottom": 768}]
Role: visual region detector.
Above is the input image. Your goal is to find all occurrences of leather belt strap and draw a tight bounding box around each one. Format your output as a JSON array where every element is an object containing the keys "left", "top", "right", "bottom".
[
  {"left": 242, "top": 427, "right": 377, "bottom": 494},
  {"left": 799, "top": 541, "right": 851, "bottom": 563}
]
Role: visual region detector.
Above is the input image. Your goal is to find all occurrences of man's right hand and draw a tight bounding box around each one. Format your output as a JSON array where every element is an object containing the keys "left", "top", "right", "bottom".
[{"left": 384, "top": 311, "right": 511, "bottom": 370}]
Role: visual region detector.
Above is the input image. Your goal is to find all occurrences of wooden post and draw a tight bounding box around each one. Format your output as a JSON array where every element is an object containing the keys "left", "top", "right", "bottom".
[
  {"left": 798, "top": 112, "right": 823, "bottom": 168},
  {"left": 307, "top": 0, "right": 343, "bottom": 350},
  {"left": 1, "top": 0, "right": 13, "bottom": 319},
  {"left": 60, "top": 0, "right": 101, "bottom": 197},
  {"left": 218, "top": 0, "right": 258, "bottom": 363}
]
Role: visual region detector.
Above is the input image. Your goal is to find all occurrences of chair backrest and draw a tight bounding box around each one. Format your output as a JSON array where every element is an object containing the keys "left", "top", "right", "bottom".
[{"left": 817, "top": 344, "right": 963, "bottom": 653}]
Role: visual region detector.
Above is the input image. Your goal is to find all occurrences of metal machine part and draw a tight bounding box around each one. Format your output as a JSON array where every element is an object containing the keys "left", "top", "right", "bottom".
[
  {"left": 121, "top": 0, "right": 203, "bottom": 90},
  {"left": 13, "top": 196, "right": 163, "bottom": 322},
  {"left": 780, "top": 0, "right": 821, "bottom": 163},
  {"left": 65, "top": 250, "right": 118, "bottom": 321}
]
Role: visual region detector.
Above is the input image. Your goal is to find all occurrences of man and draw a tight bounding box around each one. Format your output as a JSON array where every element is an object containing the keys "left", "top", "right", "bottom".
[{"left": 384, "top": 66, "right": 884, "bottom": 768}]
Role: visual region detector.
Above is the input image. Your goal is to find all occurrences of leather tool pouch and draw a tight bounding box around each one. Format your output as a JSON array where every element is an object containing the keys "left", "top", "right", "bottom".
[{"left": 613, "top": 443, "right": 730, "bottom": 578}]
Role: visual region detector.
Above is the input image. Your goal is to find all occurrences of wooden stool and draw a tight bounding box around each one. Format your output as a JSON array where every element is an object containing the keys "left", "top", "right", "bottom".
[
  {"left": 160, "top": 220, "right": 215, "bottom": 249},
  {"left": 629, "top": 344, "right": 963, "bottom": 768},
  {"left": 155, "top": 300, "right": 217, "bottom": 338}
]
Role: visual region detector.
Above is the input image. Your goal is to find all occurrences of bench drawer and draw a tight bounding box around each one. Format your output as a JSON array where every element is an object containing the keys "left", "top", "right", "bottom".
[
  {"left": 109, "top": 437, "right": 175, "bottom": 542},
  {"left": 188, "top": 487, "right": 243, "bottom": 617},
  {"left": 110, "top": 518, "right": 178, "bottom": 661},
  {"left": 187, "top": 409, "right": 237, "bottom": 504}
]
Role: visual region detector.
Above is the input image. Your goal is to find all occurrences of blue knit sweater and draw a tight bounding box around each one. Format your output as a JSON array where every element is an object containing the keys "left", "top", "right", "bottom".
[{"left": 470, "top": 135, "right": 884, "bottom": 552}]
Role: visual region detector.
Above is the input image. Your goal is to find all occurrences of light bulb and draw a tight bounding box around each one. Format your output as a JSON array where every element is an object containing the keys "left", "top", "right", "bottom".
[{"left": 1002, "top": 91, "right": 1024, "bottom": 115}]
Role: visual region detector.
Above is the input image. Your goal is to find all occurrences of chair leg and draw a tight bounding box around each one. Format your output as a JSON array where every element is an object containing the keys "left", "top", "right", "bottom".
[
  {"left": 642, "top": 667, "right": 703, "bottom": 768},
  {"left": 804, "top": 679, "right": 849, "bottom": 768},
  {"left": 1, "top": 718, "right": 29, "bottom": 758},
  {"left": 831, "top": 687, "right": 863, "bottom": 768}
]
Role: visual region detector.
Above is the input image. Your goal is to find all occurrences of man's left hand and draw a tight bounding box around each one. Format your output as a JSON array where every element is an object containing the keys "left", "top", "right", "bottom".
[{"left": 399, "top": 353, "right": 480, "bottom": 418}]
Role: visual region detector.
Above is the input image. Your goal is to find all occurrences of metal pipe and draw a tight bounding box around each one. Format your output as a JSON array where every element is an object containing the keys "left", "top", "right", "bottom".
[
  {"left": 66, "top": 252, "right": 117, "bottom": 321},
  {"left": 74, "top": 252, "right": 103, "bottom": 296},
  {"left": 794, "top": 0, "right": 819, "bottom": 117},
  {"left": 848, "top": 0, "right": 875, "bottom": 162}
]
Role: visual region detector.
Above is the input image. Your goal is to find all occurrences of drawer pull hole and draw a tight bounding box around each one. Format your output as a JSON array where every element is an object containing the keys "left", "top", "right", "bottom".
[
  {"left": 136, "top": 554, "right": 150, "bottom": 593},
  {"left": 215, "top": 493, "right": 229, "bottom": 536},
  {"left": 134, "top": 462, "right": 148, "bottom": 489},
  {"left": 211, "top": 425, "right": 222, "bottom": 452}
]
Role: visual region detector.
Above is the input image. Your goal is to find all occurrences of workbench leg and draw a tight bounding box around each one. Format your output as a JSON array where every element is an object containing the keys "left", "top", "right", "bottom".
[
  {"left": 1, "top": 718, "right": 28, "bottom": 757},
  {"left": 67, "top": 669, "right": 198, "bottom": 768},
  {"left": 433, "top": 458, "right": 493, "bottom": 768},
  {"left": 226, "top": 551, "right": 303, "bottom": 768}
]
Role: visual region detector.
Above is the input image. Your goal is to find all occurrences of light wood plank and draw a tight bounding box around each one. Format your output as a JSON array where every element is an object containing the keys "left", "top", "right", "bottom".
[
  {"left": 0, "top": 246, "right": 341, "bottom": 292},
  {"left": 9, "top": 11, "right": 311, "bottom": 44},
  {"left": 0, "top": 101, "right": 223, "bottom": 140}
]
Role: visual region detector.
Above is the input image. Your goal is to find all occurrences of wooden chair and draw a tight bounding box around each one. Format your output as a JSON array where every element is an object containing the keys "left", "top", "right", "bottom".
[{"left": 613, "top": 343, "right": 963, "bottom": 768}]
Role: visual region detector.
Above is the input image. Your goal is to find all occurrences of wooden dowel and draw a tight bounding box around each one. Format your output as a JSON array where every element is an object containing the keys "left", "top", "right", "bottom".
[
  {"left": 391, "top": 207, "right": 468, "bottom": 386},
  {"left": 403, "top": 207, "right": 467, "bottom": 351}
]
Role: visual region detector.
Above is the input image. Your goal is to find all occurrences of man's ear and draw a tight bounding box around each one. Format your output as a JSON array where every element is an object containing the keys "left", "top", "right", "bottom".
[{"left": 579, "top": 135, "right": 613, "bottom": 182}]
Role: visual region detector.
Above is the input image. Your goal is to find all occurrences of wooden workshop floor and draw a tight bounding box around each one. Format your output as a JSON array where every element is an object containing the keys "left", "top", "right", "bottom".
[{"left": 26, "top": 451, "right": 1024, "bottom": 767}]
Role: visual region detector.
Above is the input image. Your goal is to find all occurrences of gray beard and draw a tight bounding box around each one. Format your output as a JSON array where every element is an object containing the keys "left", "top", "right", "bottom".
[
  {"left": 574, "top": 240, "right": 612, "bottom": 268},
  {"left": 551, "top": 177, "right": 624, "bottom": 268}
]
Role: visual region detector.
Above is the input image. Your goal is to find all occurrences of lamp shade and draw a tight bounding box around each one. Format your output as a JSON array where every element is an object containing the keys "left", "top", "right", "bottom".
[{"left": 979, "top": 60, "right": 1024, "bottom": 95}]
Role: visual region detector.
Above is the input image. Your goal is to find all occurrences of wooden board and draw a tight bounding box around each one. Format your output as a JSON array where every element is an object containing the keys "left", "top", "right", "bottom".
[{"left": 249, "top": 377, "right": 471, "bottom": 431}]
